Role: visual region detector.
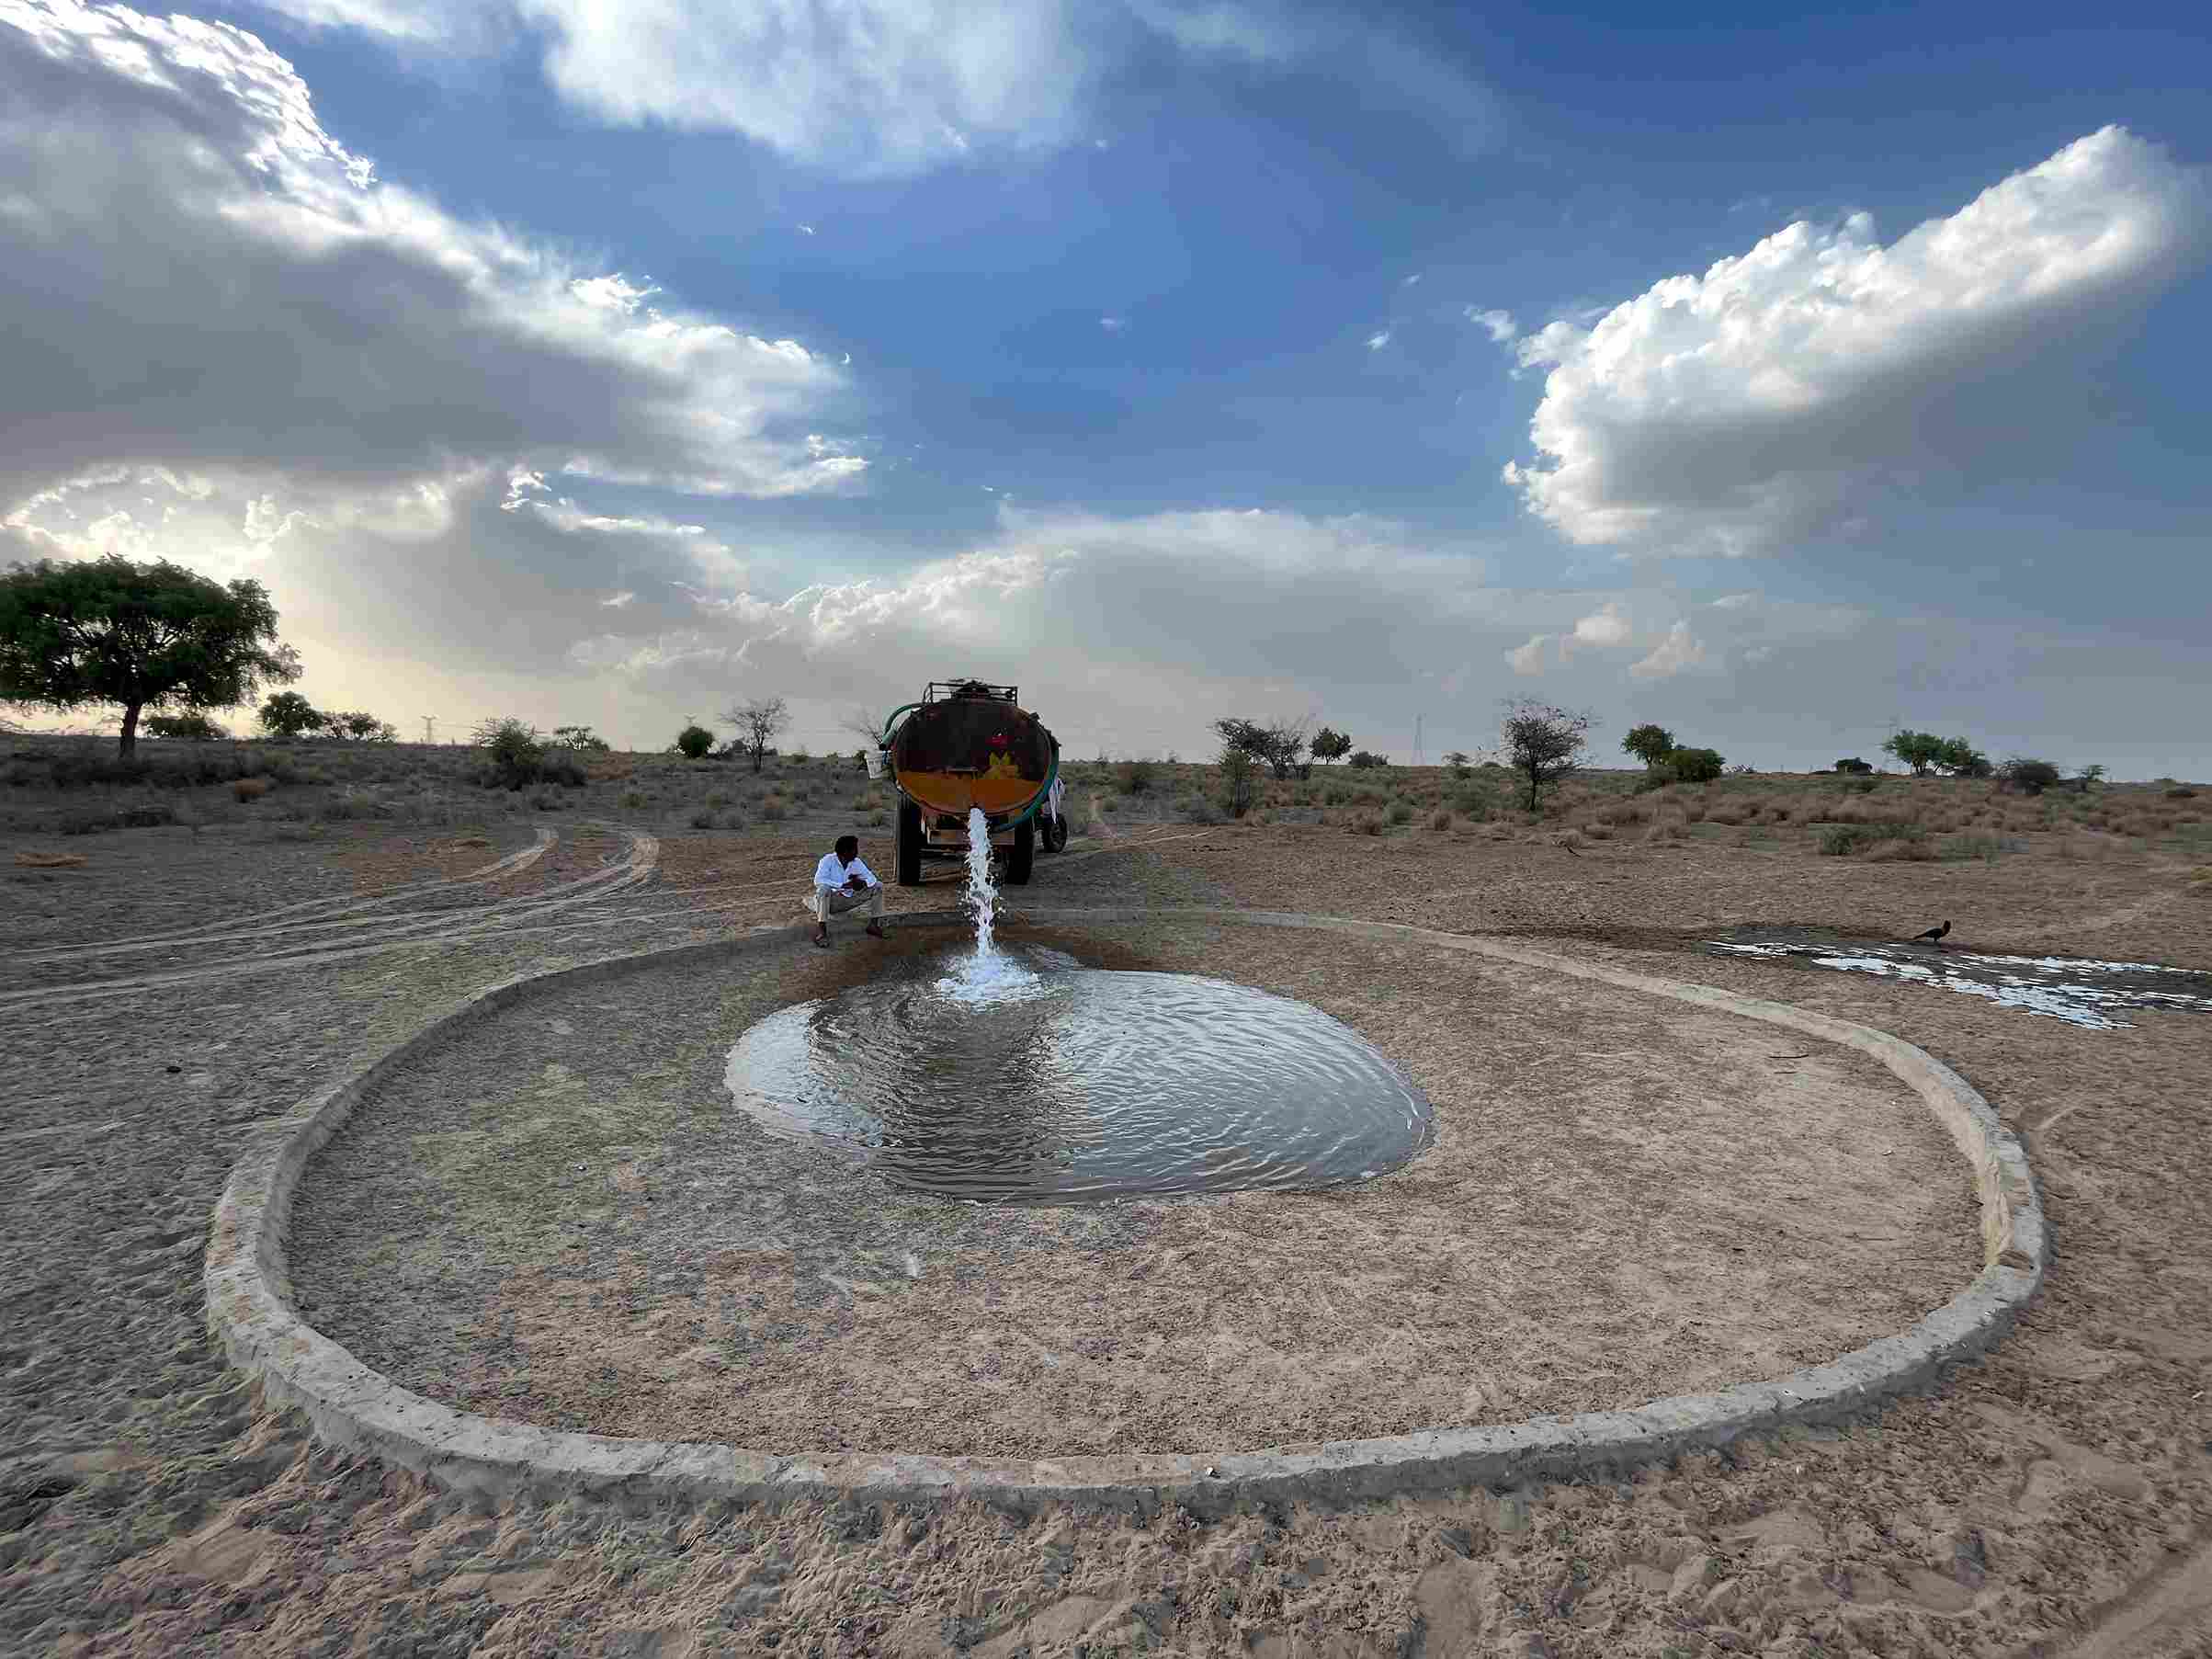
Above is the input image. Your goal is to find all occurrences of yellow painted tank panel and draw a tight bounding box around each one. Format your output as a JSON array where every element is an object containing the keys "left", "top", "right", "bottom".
[{"left": 894, "top": 769, "right": 1041, "bottom": 818}]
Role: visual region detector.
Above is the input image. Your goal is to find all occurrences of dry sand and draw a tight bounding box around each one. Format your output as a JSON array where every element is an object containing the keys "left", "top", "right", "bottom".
[{"left": 4, "top": 809, "right": 2211, "bottom": 1656}]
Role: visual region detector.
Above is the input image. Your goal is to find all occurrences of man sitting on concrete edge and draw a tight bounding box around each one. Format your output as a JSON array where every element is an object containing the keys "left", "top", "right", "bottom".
[{"left": 811, "top": 834, "right": 886, "bottom": 948}]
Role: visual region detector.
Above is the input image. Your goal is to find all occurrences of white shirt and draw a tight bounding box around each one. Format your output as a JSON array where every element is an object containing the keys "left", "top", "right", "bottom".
[
  {"left": 813, "top": 852, "right": 879, "bottom": 891},
  {"left": 1047, "top": 776, "right": 1065, "bottom": 821}
]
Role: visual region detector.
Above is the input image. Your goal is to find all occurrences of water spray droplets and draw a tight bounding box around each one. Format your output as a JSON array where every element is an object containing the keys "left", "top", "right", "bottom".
[{"left": 936, "top": 806, "right": 1043, "bottom": 1006}]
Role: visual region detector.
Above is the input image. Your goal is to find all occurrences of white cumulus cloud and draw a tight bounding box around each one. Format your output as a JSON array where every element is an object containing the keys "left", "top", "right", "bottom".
[
  {"left": 0, "top": 0, "right": 863, "bottom": 515},
  {"left": 1498, "top": 128, "right": 2212, "bottom": 556}
]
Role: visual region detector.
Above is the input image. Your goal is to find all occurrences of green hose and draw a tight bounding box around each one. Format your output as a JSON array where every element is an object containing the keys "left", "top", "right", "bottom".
[{"left": 877, "top": 702, "right": 924, "bottom": 746}]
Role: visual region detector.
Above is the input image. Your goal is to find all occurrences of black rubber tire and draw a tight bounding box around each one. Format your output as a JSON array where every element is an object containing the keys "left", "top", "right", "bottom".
[
  {"left": 1042, "top": 813, "right": 1068, "bottom": 854},
  {"left": 1003, "top": 818, "right": 1035, "bottom": 885},
  {"left": 895, "top": 799, "right": 924, "bottom": 886}
]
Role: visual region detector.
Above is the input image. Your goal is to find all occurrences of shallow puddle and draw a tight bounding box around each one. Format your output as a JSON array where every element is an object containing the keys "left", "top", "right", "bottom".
[
  {"left": 1705, "top": 927, "right": 2212, "bottom": 1029},
  {"left": 724, "top": 944, "right": 1434, "bottom": 1203}
]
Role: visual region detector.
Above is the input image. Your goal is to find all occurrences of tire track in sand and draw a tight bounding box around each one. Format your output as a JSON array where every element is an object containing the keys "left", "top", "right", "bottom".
[
  {"left": 9, "top": 827, "right": 560, "bottom": 966},
  {"left": 0, "top": 826, "right": 657, "bottom": 1009}
]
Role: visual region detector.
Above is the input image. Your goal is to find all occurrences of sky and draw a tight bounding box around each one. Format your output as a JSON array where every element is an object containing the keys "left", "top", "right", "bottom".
[{"left": 2, "top": 0, "right": 2208, "bottom": 775}]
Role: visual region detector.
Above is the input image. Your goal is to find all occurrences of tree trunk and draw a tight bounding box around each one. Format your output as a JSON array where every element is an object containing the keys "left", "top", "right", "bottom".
[{"left": 118, "top": 701, "right": 142, "bottom": 758}]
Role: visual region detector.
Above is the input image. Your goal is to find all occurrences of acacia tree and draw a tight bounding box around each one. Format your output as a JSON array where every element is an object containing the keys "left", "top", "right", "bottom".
[
  {"left": 725, "top": 695, "right": 790, "bottom": 773},
  {"left": 1310, "top": 725, "right": 1352, "bottom": 765},
  {"left": 1211, "top": 715, "right": 1310, "bottom": 779},
  {"left": 1622, "top": 723, "right": 1675, "bottom": 767},
  {"left": 1494, "top": 697, "right": 1594, "bottom": 812},
  {"left": 1, "top": 556, "right": 300, "bottom": 757},
  {"left": 258, "top": 690, "right": 323, "bottom": 737},
  {"left": 1882, "top": 730, "right": 1946, "bottom": 776}
]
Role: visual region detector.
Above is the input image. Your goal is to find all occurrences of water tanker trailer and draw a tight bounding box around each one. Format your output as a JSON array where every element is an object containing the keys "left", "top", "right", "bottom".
[{"left": 875, "top": 680, "right": 1062, "bottom": 887}]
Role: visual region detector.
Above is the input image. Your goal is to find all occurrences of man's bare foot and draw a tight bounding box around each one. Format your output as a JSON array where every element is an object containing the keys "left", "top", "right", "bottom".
[
  {"left": 865, "top": 923, "right": 887, "bottom": 939},
  {"left": 811, "top": 926, "right": 830, "bottom": 948}
]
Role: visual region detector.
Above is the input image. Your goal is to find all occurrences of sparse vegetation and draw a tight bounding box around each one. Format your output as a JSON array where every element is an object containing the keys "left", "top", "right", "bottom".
[
  {"left": 1495, "top": 698, "right": 1594, "bottom": 812},
  {"left": 725, "top": 696, "right": 790, "bottom": 773},
  {"left": 1310, "top": 725, "right": 1353, "bottom": 766}
]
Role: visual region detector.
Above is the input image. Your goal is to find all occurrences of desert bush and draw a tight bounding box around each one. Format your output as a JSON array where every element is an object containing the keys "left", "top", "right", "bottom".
[
  {"left": 146, "top": 710, "right": 229, "bottom": 741},
  {"left": 1219, "top": 744, "right": 1261, "bottom": 818},
  {"left": 1350, "top": 809, "right": 1385, "bottom": 835},
  {"left": 2000, "top": 756, "right": 2062, "bottom": 795},
  {"left": 1116, "top": 756, "right": 1155, "bottom": 795},
  {"left": 233, "top": 776, "right": 272, "bottom": 802},
  {"left": 1387, "top": 801, "right": 1413, "bottom": 825},
  {"left": 1347, "top": 750, "right": 1389, "bottom": 770},
  {"left": 758, "top": 800, "right": 788, "bottom": 822},
  {"left": 2167, "top": 787, "right": 2198, "bottom": 800},
  {"left": 1428, "top": 808, "right": 1452, "bottom": 831},
  {"left": 1833, "top": 757, "right": 1874, "bottom": 774},
  {"left": 1664, "top": 746, "right": 1725, "bottom": 784},
  {"left": 675, "top": 724, "right": 715, "bottom": 760},
  {"left": 1820, "top": 821, "right": 1927, "bottom": 856},
  {"left": 1939, "top": 833, "right": 2021, "bottom": 864},
  {"left": 620, "top": 790, "right": 647, "bottom": 810},
  {"left": 472, "top": 718, "right": 545, "bottom": 790},
  {"left": 538, "top": 748, "right": 588, "bottom": 788},
  {"left": 1622, "top": 724, "right": 1675, "bottom": 767},
  {"left": 689, "top": 809, "right": 716, "bottom": 829},
  {"left": 706, "top": 791, "right": 731, "bottom": 809},
  {"left": 317, "top": 788, "right": 392, "bottom": 822},
  {"left": 1183, "top": 795, "right": 1225, "bottom": 824}
]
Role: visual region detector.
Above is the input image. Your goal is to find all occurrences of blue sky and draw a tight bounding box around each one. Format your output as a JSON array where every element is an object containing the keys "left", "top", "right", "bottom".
[{"left": 3, "top": 0, "right": 2207, "bottom": 771}]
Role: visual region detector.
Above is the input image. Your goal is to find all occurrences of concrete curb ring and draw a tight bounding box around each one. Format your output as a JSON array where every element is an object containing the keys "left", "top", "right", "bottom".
[{"left": 204, "top": 908, "right": 2045, "bottom": 1513}]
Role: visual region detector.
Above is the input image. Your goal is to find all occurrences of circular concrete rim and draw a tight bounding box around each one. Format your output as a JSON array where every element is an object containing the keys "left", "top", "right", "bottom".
[{"left": 205, "top": 907, "right": 2045, "bottom": 1514}]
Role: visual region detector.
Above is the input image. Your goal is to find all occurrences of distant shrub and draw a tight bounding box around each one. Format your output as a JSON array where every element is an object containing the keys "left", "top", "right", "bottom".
[
  {"left": 1820, "top": 821, "right": 1926, "bottom": 857},
  {"left": 472, "top": 718, "right": 544, "bottom": 790},
  {"left": 233, "top": 776, "right": 271, "bottom": 802},
  {"left": 1350, "top": 810, "right": 1385, "bottom": 835},
  {"left": 1940, "top": 833, "right": 2020, "bottom": 865},
  {"left": 1184, "top": 795, "right": 1225, "bottom": 824},
  {"left": 758, "top": 800, "right": 788, "bottom": 822},
  {"left": 675, "top": 724, "right": 715, "bottom": 760},
  {"left": 689, "top": 808, "right": 716, "bottom": 829},
  {"left": 1347, "top": 750, "right": 1389, "bottom": 770},
  {"left": 1387, "top": 801, "right": 1413, "bottom": 825},
  {"left": 1665, "top": 747, "right": 1725, "bottom": 784},
  {"left": 1428, "top": 808, "right": 1453, "bottom": 831},
  {"left": 2000, "top": 757, "right": 2062, "bottom": 796},
  {"left": 1833, "top": 757, "right": 1874, "bottom": 774},
  {"left": 551, "top": 724, "right": 611, "bottom": 754},
  {"left": 1116, "top": 757, "right": 1155, "bottom": 795},
  {"left": 620, "top": 789, "right": 647, "bottom": 811},
  {"left": 2166, "top": 786, "right": 2198, "bottom": 800},
  {"left": 538, "top": 748, "right": 588, "bottom": 788},
  {"left": 145, "top": 711, "right": 229, "bottom": 742}
]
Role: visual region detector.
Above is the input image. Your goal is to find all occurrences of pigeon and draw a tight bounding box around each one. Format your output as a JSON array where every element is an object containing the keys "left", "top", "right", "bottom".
[{"left": 1912, "top": 920, "right": 1952, "bottom": 948}]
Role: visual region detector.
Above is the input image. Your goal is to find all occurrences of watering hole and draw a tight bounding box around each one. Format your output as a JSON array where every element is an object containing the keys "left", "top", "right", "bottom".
[
  {"left": 722, "top": 944, "right": 1435, "bottom": 1203},
  {"left": 286, "top": 915, "right": 1985, "bottom": 1456},
  {"left": 1705, "top": 926, "right": 2212, "bottom": 1029}
]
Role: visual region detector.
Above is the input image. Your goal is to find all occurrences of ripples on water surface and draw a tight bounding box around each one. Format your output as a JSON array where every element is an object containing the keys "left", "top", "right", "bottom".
[
  {"left": 1705, "top": 928, "right": 2212, "bottom": 1030},
  {"left": 723, "top": 946, "right": 1434, "bottom": 1203}
]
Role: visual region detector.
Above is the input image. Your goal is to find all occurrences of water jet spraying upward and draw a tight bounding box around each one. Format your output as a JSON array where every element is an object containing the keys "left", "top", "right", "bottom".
[{"left": 937, "top": 807, "right": 1039, "bottom": 1005}]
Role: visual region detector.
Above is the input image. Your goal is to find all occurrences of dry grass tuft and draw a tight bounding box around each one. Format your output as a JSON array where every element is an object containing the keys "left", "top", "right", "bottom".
[
  {"left": 15, "top": 849, "right": 87, "bottom": 868},
  {"left": 233, "top": 777, "right": 272, "bottom": 802}
]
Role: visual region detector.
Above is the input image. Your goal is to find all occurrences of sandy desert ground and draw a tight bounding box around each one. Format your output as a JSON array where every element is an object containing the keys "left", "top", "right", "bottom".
[{"left": 4, "top": 740, "right": 2211, "bottom": 1656}]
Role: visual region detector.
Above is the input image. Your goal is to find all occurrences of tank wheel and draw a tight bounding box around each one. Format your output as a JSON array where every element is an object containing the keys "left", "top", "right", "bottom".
[
  {"left": 1004, "top": 818, "right": 1035, "bottom": 885},
  {"left": 1042, "top": 812, "right": 1068, "bottom": 854},
  {"left": 895, "top": 799, "right": 924, "bottom": 886}
]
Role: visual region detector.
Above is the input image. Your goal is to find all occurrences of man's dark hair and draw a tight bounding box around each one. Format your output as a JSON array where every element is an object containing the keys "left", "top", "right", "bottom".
[{"left": 834, "top": 835, "right": 859, "bottom": 861}]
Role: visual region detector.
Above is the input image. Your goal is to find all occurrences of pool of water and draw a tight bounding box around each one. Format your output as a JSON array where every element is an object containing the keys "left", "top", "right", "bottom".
[
  {"left": 723, "top": 945, "right": 1434, "bottom": 1203},
  {"left": 1705, "top": 927, "right": 2212, "bottom": 1030}
]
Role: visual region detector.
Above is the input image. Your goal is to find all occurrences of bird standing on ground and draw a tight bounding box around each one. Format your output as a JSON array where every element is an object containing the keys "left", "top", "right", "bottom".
[{"left": 1912, "top": 920, "right": 1952, "bottom": 948}]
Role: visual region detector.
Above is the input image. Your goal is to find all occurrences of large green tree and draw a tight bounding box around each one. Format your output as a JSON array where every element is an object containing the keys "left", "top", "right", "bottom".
[
  {"left": 1621, "top": 723, "right": 1676, "bottom": 767},
  {"left": 1, "top": 556, "right": 300, "bottom": 756}
]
